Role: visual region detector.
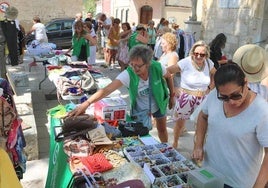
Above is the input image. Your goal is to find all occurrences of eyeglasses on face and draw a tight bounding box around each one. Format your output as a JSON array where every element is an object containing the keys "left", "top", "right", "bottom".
[
  {"left": 217, "top": 86, "right": 244, "bottom": 102},
  {"left": 129, "top": 63, "right": 146, "bottom": 69},
  {"left": 193, "top": 52, "right": 206, "bottom": 58}
]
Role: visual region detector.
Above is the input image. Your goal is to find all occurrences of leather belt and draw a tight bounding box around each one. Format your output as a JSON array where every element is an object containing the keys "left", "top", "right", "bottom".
[{"left": 181, "top": 88, "right": 206, "bottom": 97}]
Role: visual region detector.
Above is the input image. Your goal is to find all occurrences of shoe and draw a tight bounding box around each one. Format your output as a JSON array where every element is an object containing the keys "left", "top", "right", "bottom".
[
  {"left": 109, "top": 64, "right": 114, "bottom": 70},
  {"left": 100, "top": 64, "right": 108, "bottom": 68}
]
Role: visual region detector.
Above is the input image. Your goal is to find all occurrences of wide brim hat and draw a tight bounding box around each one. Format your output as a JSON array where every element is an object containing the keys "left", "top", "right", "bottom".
[
  {"left": 5, "top": 6, "right": 18, "bottom": 21},
  {"left": 233, "top": 44, "right": 268, "bottom": 82}
]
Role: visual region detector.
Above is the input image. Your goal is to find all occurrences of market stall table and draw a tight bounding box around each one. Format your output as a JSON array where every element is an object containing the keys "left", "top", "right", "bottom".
[{"left": 46, "top": 63, "right": 121, "bottom": 102}]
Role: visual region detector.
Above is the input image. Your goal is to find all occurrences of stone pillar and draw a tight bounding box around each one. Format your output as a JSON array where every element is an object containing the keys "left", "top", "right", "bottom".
[{"left": 184, "top": 21, "right": 202, "bottom": 41}]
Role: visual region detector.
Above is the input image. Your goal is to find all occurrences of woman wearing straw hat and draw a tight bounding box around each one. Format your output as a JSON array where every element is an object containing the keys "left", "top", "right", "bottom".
[{"left": 233, "top": 44, "right": 268, "bottom": 100}]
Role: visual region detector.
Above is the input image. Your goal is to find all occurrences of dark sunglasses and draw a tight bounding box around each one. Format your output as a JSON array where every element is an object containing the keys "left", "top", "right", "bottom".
[
  {"left": 193, "top": 52, "right": 206, "bottom": 58},
  {"left": 217, "top": 86, "right": 244, "bottom": 102}
]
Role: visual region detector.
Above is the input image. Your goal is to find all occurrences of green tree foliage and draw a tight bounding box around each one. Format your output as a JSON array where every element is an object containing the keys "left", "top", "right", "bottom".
[{"left": 83, "top": 0, "right": 97, "bottom": 15}]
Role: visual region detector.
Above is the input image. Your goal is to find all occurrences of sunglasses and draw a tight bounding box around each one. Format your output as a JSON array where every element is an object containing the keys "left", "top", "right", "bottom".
[
  {"left": 193, "top": 52, "right": 206, "bottom": 58},
  {"left": 217, "top": 86, "right": 244, "bottom": 102},
  {"left": 129, "top": 63, "right": 146, "bottom": 69}
]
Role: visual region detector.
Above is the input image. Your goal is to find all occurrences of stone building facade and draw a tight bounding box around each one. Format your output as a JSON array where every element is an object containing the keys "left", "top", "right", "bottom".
[
  {"left": 100, "top": 0, "right": 267, "bottom": 58},
  {"left": 202, "top": 0, "right": 268, "bottom": 58},
  {"left": 0, "top": 0, "right": 84, "bottom": 31}
]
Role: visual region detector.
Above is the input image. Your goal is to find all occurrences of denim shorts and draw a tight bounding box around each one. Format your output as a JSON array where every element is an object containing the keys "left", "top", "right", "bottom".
[{"left": 152, "top": 109, "right": 165, "bottom": 119}]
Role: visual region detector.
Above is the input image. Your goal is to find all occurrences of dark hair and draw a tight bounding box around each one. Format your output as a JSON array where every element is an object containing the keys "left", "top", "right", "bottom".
[
  {"left": 159, "top": 18, "right": 165, "bottom": 24},
  {"left": 84, "top": 21, "right": 92, "bottom": 30},
  {"left": 209, "top": 33, "right": 227, "bottom": 49},
  {"left": 33, "top": 16, "right": 41, "bottom": 23},
  {"left": 74, "top": 20, "right": 84, "bottom": 29},
  {"left": 122, "top": 22, "right": 131, "bottom": 30},
  {"left": 84, "top": 18, "right": 92, "bottom": 22},
  {"left": 113, "top": 18, "right": 121, "bottom": 24},
  {"left": 214, "top": 62, "right": 246, "bottom": 90}
]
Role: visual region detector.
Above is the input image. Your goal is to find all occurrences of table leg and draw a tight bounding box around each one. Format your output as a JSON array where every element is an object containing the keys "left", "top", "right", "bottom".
[
  {"left": 39, "top": 64, "right": 47, "bottom": 90},
  {"left": 29, "top": 57, "right": 37, "bottom": 72}
]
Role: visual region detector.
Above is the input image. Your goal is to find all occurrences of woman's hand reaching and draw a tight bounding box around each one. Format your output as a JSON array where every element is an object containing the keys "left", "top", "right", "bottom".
[
  {"left": 67, "top": 101, "right": 91, "bottom": 117},
  {"left": 192, "top": 147, "right": 204, "bottom": 167}
]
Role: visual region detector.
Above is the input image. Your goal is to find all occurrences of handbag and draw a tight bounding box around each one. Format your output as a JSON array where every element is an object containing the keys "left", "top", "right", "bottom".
[
  {"left": 130, "top": 110, "right": 152, "bottom": 130},
  {"left": 118, "top": 121, "right": 149, "bottom": 137},
  {"left": 55, "top": 114, "right": 98, "bottom": 142},
  {"left": 80, "top": 71, "right": 98, "bottom": 95},
  {"left": 0, "top": 96, "right": 16, "bottom": 137}
]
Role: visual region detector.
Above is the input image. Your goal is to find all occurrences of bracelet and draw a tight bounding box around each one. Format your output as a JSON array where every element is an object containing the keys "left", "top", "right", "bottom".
[{"left": 207, "top": 86, "right": 211, "bottom": 90}]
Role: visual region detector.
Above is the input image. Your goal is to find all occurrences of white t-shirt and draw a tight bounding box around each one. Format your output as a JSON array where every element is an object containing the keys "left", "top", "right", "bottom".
[
  {"left": 103, "top": 18, "right": 112, "bottom": 40},
  {"left": 202, "top": 89, "right": 268, "bottom": 187},
  {"left": 116, "top": 65, "right": 167, "bottom": 113},
  {"left": 159, "top": 51, "right": 180, "bottom": 87},
  {"left": 179, "top": 56, "right": 213, "bottom": 91},
  {"left": 33, "top": 23, "right": 48, "bottom": 43},
  {"left": 159, "top": 51, "right": 178, "bottom": 68}
]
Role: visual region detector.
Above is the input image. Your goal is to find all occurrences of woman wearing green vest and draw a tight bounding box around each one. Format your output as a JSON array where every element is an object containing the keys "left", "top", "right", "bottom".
[
  {"left": 69, "top": 45, "right": 175, "bottom": 143},
  {"left": 128, "top": 25, "right": 148, "bottom": 50}
]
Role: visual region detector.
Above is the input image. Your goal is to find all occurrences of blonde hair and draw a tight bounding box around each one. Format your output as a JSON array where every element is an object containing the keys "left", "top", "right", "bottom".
[
  {"left": 161, "top": 32, "right": 178, "bottom": 51},
  {"left": 190, "top": 40, "right": 210, "bottom": 58}
]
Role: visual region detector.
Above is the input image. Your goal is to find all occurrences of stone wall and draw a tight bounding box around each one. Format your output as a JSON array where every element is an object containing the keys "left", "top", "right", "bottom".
[
  {"left": 1, "top": 0, "right": 84, "bottom": 31},
  {"left": 201, "top": 0, "right": 267, "bottom": 58}
]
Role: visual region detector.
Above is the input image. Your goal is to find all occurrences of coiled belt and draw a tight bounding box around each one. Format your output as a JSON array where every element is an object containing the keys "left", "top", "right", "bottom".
[{"left": 181, "top": 88, "right": 206, "bottom": 97}]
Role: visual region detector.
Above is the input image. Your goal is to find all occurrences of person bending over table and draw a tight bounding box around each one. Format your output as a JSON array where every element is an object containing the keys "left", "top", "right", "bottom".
[
  {"left": 192, "top": 63, "right": 268, "bottom": 188},
  {"left": 68, "top": 45, "right": 174, "bottom": 143}
]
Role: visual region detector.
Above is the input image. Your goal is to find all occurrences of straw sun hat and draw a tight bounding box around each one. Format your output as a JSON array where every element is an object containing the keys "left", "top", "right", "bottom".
[{"left": 233, "top": 44, "right": 268, "bottom": 82}]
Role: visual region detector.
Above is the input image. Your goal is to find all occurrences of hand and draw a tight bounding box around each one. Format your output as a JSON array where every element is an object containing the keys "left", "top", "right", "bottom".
[
  {"left": 192, "top": 148, "right": 204, "bottom": 165},
  {"left": 67, "top": 101, "right": 90, "bottom": 117},
  {"left": 168, "top": 96, "right": 175, "bottom": 110}
]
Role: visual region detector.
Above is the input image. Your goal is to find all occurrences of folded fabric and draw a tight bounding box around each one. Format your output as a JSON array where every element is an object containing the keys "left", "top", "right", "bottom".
[
  {"left": 102, "top": 122, "right": 122, "bottom": 140},
  {"left": 62, "top": 114, "right": 97, "bottom": 133},
  {"left": 47, "top": 104, "right": 67, "bottom": 118},
  {"left": 86, "top": 125, "right": 113, "bottom": 145},
  {"left": 55, "top": 114, "right": 98, "bottom": 142},
  {"left": 80, "top": 153, "right": 113, "bottom": 174},
  {"left": 63, "top": 137, "right": 94, "bottom": 157}
]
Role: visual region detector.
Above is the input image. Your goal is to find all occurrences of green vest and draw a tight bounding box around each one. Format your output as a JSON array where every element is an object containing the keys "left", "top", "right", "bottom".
[
  {"left": 128, "top": 32, "right": 144, "bottom": 50},
  {"left": 72, "top": 35, "right": 90, "bottom": 59},
  {"left": 127, "top": 60, "right": 169, "bottom": 114}
]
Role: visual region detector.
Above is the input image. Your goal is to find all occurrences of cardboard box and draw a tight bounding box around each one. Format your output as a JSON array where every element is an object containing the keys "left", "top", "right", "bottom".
[
  {"left": 187, "top": 167, "right": 224, "bottom": 188},
  {"left": 94, "top": 97, "right": 127, "bottom": 123}
]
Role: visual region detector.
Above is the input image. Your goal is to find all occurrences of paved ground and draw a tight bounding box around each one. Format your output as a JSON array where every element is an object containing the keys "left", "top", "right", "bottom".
[{"left": 7, "top": 54, "right": 196, "bottom": 188}]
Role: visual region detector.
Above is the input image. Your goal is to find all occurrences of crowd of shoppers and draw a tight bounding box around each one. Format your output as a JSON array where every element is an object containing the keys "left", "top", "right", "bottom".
[
  {"left": 19, "top": 11, "right": 268, "bottom": 186},
  {"left": 64, "top": 13, "right": 268, "bottom": 187}
]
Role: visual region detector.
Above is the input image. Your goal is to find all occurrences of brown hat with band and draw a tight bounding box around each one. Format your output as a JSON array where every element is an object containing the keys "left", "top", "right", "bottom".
[{"left": 233, "top": 44, "right": 268, "bottom": 82}]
